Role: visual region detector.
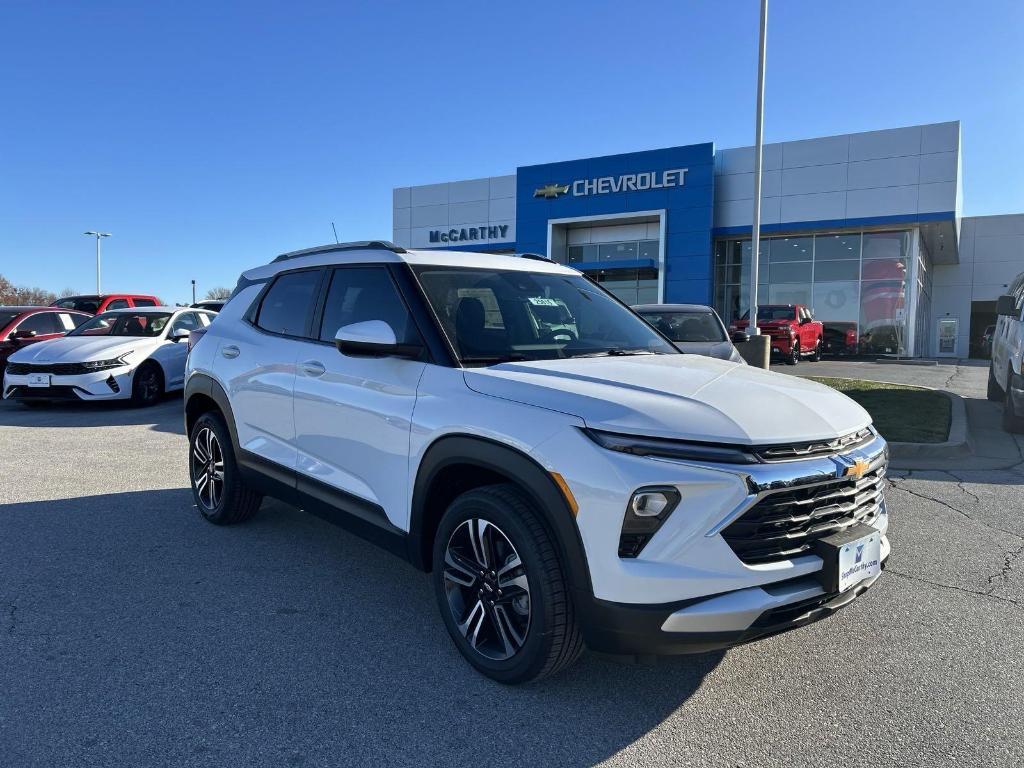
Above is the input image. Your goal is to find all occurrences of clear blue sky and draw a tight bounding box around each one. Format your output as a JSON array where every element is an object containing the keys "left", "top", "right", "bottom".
[{"left": 2, "top": 0, "right": 1022, "bottom": 304}]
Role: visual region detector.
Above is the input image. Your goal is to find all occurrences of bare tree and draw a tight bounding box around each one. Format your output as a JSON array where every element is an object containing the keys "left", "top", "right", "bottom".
[
  {"left": 0, "top": 274, "right": 56, "bottom": 306},
  {"left": 203, "top": 286, "right": 232, "bottom": 300},
  {"left": 58, "top": 287, "right": 79, "bottom": 298}
]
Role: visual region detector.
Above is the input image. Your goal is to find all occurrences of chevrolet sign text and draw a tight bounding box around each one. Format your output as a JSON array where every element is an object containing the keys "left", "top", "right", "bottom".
[{"left": 573, "top": 168, "right": 688, "bottom": 197}]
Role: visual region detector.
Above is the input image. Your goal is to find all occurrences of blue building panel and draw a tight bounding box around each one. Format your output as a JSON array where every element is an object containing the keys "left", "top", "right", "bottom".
[{"left": 515, "top": 142, "right": 716, "bottom": 304}]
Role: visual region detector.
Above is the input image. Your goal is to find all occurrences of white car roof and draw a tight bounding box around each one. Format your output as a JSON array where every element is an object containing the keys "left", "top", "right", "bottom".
[
  {"left": 241, "top": 244, "right": 579, "bottom": 282},
  {"left": 102, "top": 306, "right": 215, "bottom": 315}
]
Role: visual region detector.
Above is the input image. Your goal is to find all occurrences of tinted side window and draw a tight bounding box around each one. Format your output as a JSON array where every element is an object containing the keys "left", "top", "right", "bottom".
[
  {"left": 256, "top": 270, "right": 322, "bottom": 337},
  {"left": 170, "top": 312, "right": 201, "bottom": 334},
  {"left": 16, "top": 313, "right": 62, "bottom": 335},
  {"left": 133, "top": 298, "right": 157, "bottom": 307},
  {"left": 106, "top": 299, "right": 130, "bottom": 310},
  {"left": 319, "top": 267, "right": 417, "bottom": 344}
]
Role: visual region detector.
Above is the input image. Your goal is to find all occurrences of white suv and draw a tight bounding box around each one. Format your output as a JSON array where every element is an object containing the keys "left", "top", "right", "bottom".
[{"left": 185, "top": 241, "right": 889, "bottom": 683}]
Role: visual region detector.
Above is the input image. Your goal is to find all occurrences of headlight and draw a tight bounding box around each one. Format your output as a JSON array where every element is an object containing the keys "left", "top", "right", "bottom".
[
  {"left": 81, "top": 353, "right": 132, "bottom": 371},
  {"left": 583, "top": 428, "right": 758, "bottom": 464}
]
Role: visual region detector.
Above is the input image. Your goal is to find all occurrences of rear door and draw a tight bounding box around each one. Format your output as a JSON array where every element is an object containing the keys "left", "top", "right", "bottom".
[
  {"left": 214, "top": 268, "right": 324, "bottom": 475},
  {"left": 291, "top": 265, "right": 427, "bottom": 528}
]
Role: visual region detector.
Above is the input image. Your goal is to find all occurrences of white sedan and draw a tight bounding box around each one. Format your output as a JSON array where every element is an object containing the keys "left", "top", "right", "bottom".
[{"left": 2, "top": 306, "right": 215, "bottom": 406}]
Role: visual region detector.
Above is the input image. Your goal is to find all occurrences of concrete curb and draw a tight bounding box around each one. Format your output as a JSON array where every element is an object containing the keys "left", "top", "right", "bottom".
[{"left": 888, "top": 389, "right": 970, "bottom": 463}]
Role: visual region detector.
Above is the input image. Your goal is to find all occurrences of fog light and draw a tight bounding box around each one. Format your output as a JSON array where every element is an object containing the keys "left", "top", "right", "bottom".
[
  {"left": 619, "top": 486, "right": 681, "bottom": 558},
  {"left": 631, "top": 491, "right": 672, "bottom": 517}
]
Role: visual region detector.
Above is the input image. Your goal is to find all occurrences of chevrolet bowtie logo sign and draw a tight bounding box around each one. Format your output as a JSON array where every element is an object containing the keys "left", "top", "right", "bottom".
[
  {"left": 534, "top": 183, "right": 570, "bottom": 199},
  {"left": 844, "top": 458, "right": 871, "bottom": 480}
]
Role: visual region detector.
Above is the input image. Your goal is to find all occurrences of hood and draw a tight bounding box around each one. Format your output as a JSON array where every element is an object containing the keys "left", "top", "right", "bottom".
[
  {"left": 463, "top": 354, "right": 870, "bottom": 444},
  {"left": 674, "top": 340, "right": 742, "bottom": 362},
  {"left": 8, "top": 335, "right": 149, "bottom": 363}
]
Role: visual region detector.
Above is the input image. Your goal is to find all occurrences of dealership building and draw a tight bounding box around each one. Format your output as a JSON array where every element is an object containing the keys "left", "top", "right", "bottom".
[{"left": 392, "top": 121, "right": 1024, "bottom": 358}]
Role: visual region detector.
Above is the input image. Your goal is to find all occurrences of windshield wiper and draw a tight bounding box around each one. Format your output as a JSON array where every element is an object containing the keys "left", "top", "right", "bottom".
[
  {"left": 460, "top": 354, "right": 529, "bottom": 365},
  {"left": 568, "top": 348, "right": 658, "bottom": 358}
]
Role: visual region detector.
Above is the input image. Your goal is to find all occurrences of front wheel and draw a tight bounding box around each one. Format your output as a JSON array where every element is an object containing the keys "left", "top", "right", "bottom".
[
  {"left": 1002, "top": 370, "right": 1024, "bottom": 433},
  {"left": 786, "top": 341, "right": 800, "bottom": 365},
  {"left": 131, "top": 362, "right": 164, "bottom": 406},
  {"left": 432, "top": 484, "right": 583, "bottom": 684}
]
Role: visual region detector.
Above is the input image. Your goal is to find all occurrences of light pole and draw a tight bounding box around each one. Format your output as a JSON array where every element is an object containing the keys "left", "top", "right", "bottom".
[
  {"left": 747, "top": 0, "right": 768, "bottom": 337},
  {"left": 191, "top": 280, "right": 196, "bottom": 304},
  {"left": 83, "top": 231, "right": 111, "bottom": 294}
]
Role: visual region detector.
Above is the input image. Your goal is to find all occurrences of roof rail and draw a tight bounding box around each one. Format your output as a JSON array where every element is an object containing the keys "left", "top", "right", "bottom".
[
  {"left": 516, "top": 252, "right": 552, "bottom": 262},
  {"left": 272, "top": 240, "right": 407, "bottom": 263}
]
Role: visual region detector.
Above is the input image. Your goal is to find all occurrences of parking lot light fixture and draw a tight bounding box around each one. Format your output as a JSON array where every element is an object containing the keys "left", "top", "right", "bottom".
[{"left": 83, "top": 231, "right": 111, "bottom": 294}]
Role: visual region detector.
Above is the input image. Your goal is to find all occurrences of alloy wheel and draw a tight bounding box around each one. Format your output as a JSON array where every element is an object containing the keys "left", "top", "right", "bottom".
[
  {"left": 137, "top": 368, "right": 160, "bottom": 402},
  {"left": 191, "top": 426, "right": 225, "bottom": 510},
  {"left": 442, "top": 518, "right": 531, "bottom": 661}
]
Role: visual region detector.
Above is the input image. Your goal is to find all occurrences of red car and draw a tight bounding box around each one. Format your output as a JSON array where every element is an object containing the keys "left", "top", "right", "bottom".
[
  {"left": 0, "top": 306, "right": 91, "bottom": 373},
  {"left": 50, "top": 293, "right": 162, "bottom": 315}
]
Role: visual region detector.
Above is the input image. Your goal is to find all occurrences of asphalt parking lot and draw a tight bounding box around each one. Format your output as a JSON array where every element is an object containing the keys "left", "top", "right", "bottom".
[{"left": 1, "top": 392, "right": 1022, "bottom": 767}]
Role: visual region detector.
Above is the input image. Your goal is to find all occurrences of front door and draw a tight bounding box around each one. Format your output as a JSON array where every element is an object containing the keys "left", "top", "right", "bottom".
[{"left": 292, "top": 266, "right": 427, "bottom": 528}]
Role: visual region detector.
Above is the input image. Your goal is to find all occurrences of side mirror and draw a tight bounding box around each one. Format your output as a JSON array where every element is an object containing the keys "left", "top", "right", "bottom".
[
  {"left": 996, "top": 294, "right": 1017, "bottom": 317},
  {"left": 335, "top": 320, "right": 422, "bottom": 359},
  {"left": 171, "top": 328, "right": 191, "bottom": 342},
  {"left": 11, "top": 329, "right": 37, "bottom": 340},
  {"left": 731, "top": 331, "right": 750, "bottom": 344}
]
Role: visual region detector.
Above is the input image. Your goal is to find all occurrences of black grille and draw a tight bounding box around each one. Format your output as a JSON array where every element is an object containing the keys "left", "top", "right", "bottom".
[
  {"left": 754, "top": 428, "right": 874, "bottom": 462},
  {"left": 5, "top": 362, "right": 90, "bottom": 376},
  {"left": 722, "top": 463, "right": 886, "bottom": 565}
]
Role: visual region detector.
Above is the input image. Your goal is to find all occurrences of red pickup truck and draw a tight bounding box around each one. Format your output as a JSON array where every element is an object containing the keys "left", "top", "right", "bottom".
[{"left": 731, "top": 304, "right": 823, "bottom": 365}]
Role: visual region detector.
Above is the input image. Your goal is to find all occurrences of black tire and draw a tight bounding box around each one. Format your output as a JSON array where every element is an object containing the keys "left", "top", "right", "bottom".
[
  {"left": 1002, "top": 369, "right": 1024, "bottom": 433},
  {"left": 810, "top": 338, "right": 822, "bottom": 362},
  {"left": 786, "top": 341, "right": 800, "bottom": 365},
  {"left": 131, "top": 361, "right": 164, "bottom": 407},
  {"left": 431, "top": 483, "right": 583, "bottom": 684},
  {"left": 189, "top": 411, "right": 262, "bottom": 524},
  {"left": 987, "top": 365, "right": 1003, "bottom": 402},
  {"left": 20, "top": 400, "right": 47, "bottom": 408}
]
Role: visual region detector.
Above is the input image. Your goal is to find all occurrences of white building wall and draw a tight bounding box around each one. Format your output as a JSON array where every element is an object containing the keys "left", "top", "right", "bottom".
[
  {"left": 392, "top": 175, "right": 516, "bottom": 249},
  {"left": 931, "top": 214, "right": 1024, "bottom": 356},
  {"left": 713, "top": 121, "right": 961, "bottom": 229}
]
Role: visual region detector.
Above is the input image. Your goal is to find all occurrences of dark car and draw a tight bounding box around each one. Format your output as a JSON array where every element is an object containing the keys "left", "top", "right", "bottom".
[
  {"left": 50, "top": 293, "right": 162, "bottom": 315},
  {"left": 191, "top": 300, "right": 225, "bottom": 313},
  {"left": 634, "top": 303, "right": 745, "bottom": 363},
  {"left": 0, "top": 306, "right": 91, "bottom": 374}
]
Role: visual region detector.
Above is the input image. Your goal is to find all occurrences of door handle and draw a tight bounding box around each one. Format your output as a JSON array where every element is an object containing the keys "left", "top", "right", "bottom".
[
  {"left": 301, "top": 360, "right": 326, "bottom": 377},
  {"left": 221, "top": 345, "right": 240, "bottom": 359}
]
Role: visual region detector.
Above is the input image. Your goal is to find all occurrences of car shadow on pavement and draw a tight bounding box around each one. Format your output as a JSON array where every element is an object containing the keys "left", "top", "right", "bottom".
[
  {"left": 0, "top": 488, "right": 722, "bottom": 767},
  {"left": 0, "top": 392, "right": 184, "bottom": 434}
]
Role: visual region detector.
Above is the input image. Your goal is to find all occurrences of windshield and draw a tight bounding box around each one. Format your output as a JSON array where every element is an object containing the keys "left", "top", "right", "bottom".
[
  {"left": 69, "top": 312, "right": 171, "bottom": 337},
  {"left": 53, "top": 297, "right": 101, "bottom": 314},
  {"left": 741, "top": 306, "right": 796, "bottom": 322},
  {"left": 413, "top": 267, "right": 677, "bottom": 364},
  {"left": 638, "top": 311, "right": 726, "bottom": 343}
]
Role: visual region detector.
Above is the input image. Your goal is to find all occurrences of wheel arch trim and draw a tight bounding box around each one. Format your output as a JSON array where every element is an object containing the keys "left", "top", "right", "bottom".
[{"left": 408, "top": 434, "right": 593, "bottom": 595}]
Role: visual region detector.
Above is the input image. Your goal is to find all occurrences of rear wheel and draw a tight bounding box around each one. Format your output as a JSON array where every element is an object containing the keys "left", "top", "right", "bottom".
[
  {"left": 1002, "top": 368, "right": 1024, "bottom": 433},
  {"left": 131, "top": 362, "right": 163, "bottom": 406},
  {"left": 189, "top": 411, "right": 262, "bottom": 524},
  {"left": 432, "top": 484, "right": 583, "bottom": 684},
  {"left": 810, "top": 338, "right": 823, "bottom": 362},
  {"left": 987, "top": 365, "right": 1003, "bottom": 402}
]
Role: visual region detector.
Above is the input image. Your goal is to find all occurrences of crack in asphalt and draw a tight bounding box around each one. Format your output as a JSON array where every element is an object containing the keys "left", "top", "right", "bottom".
[
  {"left": 987, "top": 542, "right": 1024, "bottom": 595},
  {"left": 887, "top": 476, "right": 1024, "bottom": 541},
  {"left": 886, "top": 569, "right": 1020, "bottom": 607}
]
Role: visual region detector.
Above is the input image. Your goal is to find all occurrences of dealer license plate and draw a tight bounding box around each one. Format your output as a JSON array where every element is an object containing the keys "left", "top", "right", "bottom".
[
  {"left": 838, "top": 530, "right": 881, "bottom": 592},
  {"left": 27, "top": 373, "right": 50, "bottom": 388}
]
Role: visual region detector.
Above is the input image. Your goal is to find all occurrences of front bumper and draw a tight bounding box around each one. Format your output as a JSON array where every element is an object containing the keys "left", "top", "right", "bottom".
[
  {"left": 3, "top": 367, "right": 134, "bottom": 401},
  {"left": 538, "top": 427, "right": 889, "bottom": 655}
]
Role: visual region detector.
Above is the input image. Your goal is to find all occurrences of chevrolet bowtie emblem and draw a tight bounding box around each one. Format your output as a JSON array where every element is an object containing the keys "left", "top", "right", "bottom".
[
  {"left": 844, "top": 458, "right": 871, "bottom": 480},
  {"left": 534, "top": 183, "right": 569, "bottom": 199}
]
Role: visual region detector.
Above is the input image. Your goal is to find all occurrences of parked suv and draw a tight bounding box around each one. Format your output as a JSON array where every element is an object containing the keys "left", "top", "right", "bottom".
[
  {"left": 185, "top": 242, "right": 889, "bottom": 683},
  {"left": 989, "top": 275, "right": 1024, "bottom": 431},
  {"left": 50, "top": 293, "right": 162, "bottom": 315}
]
